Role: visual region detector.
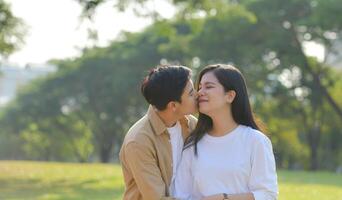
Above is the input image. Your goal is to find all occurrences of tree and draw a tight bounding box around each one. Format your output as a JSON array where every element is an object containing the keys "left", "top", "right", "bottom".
[
  {"left": 0, "top": 0, "right": 26, "bottom": 59},
  {"left": 0, "top": 21, "right": 183, "bottom": 162},
  {"left": 92, "top": 0, "right": 342, "bottom": 170},
  {"left": 1, "top": 0, "right": 341, "bottom": 169},
  {"left": 161, "top": 0, "right": 342, "bottom": 170},
  {"left": 75, "top": 0, "right": 342, "bottom": 122}
]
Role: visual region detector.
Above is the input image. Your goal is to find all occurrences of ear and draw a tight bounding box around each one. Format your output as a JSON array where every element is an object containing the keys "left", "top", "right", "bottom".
[
  {"left": 166, "top": 101, "right": 178, "bottom": 112},
  {"left": 226, "top": 90, "right": 236, "bottom": 103}
]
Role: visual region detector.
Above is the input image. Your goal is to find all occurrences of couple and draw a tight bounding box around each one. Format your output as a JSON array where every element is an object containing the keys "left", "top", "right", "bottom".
[{"left": 119, "top": 64, "right": 278, "bottom": 200}]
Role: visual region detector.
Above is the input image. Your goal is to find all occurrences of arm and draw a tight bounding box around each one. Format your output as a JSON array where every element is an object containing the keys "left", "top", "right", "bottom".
[
  {"left": 248, "top": 135, "right": 278, "bottom": 200},
  {"left": 124, "top": 141, "right": 177, "bottom": 200}
]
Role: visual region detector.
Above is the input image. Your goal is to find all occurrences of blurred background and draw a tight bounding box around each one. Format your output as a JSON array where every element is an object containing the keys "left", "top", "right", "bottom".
[{"left": 0, "top": 0, "right": 341, "bottom": 199}]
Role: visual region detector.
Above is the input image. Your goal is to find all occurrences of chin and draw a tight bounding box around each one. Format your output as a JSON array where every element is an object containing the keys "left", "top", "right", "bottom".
[{"left": 199, "top": 107, "right": 210, "bottom": 115}]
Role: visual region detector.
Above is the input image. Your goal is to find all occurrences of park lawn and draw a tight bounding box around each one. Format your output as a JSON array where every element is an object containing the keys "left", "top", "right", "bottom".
[
  {"left": 0, "top": 161, "right": 124, "bottom": 200},
  {"left": 0, "top": 161, "right": 342, "bottom": 200}
]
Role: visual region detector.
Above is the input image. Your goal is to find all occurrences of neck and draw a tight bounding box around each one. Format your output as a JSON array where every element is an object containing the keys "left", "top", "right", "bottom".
[
  {"left": 156, "top": 109, "right": 178, "bottom": 127},
  {"left": 208, "top": 107, "right": 238, "bottom": 137}
]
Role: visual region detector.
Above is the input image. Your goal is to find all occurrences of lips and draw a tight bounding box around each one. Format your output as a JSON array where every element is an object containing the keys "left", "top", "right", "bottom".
[{"left": 198, "top": 99, "right": 208, "bottom": 103}]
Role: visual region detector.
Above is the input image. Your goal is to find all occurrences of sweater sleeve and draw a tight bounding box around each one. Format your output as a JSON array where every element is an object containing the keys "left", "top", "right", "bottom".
[{"left": 248, "top": 134, "right": 278, "bottom": 200}]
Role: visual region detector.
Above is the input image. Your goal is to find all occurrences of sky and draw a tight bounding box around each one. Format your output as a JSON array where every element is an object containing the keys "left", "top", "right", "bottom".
[
  {"left": 5, "top": 0, "right": 175, "bottom": 66},
  {"left": 5, "top": 0, "right": 324, "bottom": 66}
]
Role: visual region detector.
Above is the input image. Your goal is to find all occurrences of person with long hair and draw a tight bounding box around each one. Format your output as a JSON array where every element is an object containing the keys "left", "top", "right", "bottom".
[{"left": 174, "top": 64, "right": 278, "bottom": 200}]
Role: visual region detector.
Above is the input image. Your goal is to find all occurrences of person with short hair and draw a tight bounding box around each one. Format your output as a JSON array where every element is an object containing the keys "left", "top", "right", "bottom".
[{"left": 120, "top": 65, "right": 198, "bottom": 200}]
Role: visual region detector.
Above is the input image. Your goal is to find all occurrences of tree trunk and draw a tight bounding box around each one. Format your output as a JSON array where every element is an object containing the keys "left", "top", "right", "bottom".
[
  {"left": 291, "top": 27, "right": 342, "bottom": 121},
  {"left": 308, "top": 119, "right": 321, "bottom": 170},
  {"left": 99, "top": 139, "right": 114, "bottom": 163}
]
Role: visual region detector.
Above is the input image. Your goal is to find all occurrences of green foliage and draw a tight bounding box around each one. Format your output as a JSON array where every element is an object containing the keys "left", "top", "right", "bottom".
[
  {"left": 0, "top": 0, "right": 341, "bottom": 170},
  {"left": 0, "top": 0, "right": 26, "bottom": 57}
]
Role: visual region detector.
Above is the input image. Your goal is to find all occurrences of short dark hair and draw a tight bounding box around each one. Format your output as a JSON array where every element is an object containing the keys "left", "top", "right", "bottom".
[{"left": 141, "top": 65, "right": 192, "bottom": 110}]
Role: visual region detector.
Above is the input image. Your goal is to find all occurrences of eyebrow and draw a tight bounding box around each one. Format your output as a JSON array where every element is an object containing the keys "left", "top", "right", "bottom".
[{"left": 199, "top": 82, "right": 216, "bottom": 86}]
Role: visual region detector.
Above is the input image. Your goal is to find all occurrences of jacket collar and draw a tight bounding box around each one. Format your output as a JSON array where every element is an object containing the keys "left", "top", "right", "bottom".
[{"left": 147, "top": 105, "right": 190, "bottom": 136}]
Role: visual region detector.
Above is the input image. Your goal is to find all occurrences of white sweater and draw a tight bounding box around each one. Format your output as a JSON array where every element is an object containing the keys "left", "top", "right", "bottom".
[{"left": 174, "top": 125, "right": 278, "bottom": 200}]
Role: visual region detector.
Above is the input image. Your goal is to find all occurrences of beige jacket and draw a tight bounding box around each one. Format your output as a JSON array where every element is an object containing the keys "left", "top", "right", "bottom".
[{"left": 119, "top": 105, "right": 197, "bottom": 200}]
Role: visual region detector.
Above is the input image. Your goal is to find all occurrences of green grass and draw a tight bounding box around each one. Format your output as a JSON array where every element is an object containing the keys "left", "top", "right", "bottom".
[
  {"left": 1, "top": 161, "right": 342, "bottom": 200},
  {"left": 0, "top": 161, "right": 124, "bottom": 200},
  {"left": 278, "top": 170, "right": 342, "bottom": 200}
]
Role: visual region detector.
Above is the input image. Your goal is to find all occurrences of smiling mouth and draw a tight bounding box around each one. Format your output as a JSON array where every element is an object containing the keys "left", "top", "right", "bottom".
[{"left": 198, "top": 100, "right": 208, "bottom": 103}]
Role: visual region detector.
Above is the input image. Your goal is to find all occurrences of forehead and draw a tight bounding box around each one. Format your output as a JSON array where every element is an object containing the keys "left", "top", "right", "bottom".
[{"left": 200, "top": 71, "right": 219, "bottom": 84}]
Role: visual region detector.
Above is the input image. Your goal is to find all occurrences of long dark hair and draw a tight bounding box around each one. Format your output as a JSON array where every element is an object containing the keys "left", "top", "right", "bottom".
[{"left": 184, "top": 64, "right": 261, "bottom": 155}]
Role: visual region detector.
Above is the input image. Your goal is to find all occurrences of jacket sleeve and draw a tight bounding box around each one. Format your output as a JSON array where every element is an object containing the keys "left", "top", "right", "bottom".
[{"left": 123, "top": 141, "right": 178, "bottom": 200}]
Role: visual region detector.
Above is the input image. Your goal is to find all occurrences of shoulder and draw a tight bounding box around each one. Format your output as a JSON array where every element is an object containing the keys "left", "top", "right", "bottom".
[
  {"left": 122, "top": 115, "right": 154, "bottom": 147},
  {"left": 240, "top": 125, "right": 272, "bottom": 146}
]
